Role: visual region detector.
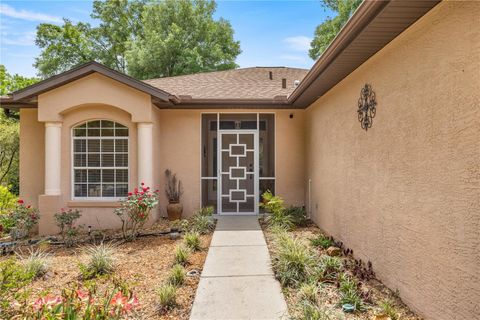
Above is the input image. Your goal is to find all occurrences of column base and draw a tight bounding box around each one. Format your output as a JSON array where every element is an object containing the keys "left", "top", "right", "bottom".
[{"left": 38, "top": 194, "right": 63, "bottom": 236}]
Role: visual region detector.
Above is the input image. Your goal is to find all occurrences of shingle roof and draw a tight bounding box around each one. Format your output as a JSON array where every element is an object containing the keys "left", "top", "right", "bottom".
[{"left": 143, "top": 67, "right": 309, "bottom": 100}]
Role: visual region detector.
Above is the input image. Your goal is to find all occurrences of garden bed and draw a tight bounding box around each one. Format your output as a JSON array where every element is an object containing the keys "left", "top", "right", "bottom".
[
  {"left": 261, "top": 220, "right": 422, "bottom": 320},
  {"left": 0, "top": 219, "right": 213, "bottom": 319}
]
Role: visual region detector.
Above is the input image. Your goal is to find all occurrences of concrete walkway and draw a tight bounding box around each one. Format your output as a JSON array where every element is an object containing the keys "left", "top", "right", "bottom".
[{"left": 190, "top": 216, "right": 288, "bottom": 320}]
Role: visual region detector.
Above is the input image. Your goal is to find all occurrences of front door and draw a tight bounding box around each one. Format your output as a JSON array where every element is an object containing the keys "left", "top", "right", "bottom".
[{"left": 217, "top": 130, "right": 259, "bottom": 214}]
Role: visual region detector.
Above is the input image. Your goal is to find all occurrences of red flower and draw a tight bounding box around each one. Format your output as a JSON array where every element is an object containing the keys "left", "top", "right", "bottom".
[
  {"left": 128, "top": 192, "right": 133, "bottom": 196},
  {"left": 141, "top": 182, "right": 145, "bottom": 186},
  {"left": 26, "top": 205, "right": 31, "bottom": 209},
  {"left": 17, "top": 199, "right": 24, "bottom": 204}
]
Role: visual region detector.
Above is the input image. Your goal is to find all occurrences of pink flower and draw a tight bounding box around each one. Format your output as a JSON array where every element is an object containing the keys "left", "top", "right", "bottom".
[
  {"left": 141, "top": 182, "right": 145, "bottom": 186},
  {"left": 32, "top": 295, "right": 62, "bottom": 311},
  {"left": 76, "top": 289, "right": 89, "bottom": 301}
]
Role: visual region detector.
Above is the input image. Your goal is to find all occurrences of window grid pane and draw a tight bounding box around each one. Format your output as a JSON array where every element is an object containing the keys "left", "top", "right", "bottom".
[{"left": 73, "top": 120, "right": 129, "bottom": 198}]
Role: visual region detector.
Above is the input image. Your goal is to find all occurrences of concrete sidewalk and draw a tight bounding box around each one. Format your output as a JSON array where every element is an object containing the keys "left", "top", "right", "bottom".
[{"left": 190, "top": 216, "right": 288, "bottom": 320}]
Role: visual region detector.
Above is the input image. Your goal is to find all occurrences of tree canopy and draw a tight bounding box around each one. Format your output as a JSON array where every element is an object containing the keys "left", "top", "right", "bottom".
[
  {"left": 34, "top": 0, "right": 240, "bottom": 79},
  {"left": 0, "top": 65, "right": 38, "bottom": 194},
  {"left": 309, "top": 0, "right": 362, "bottom": 60}
]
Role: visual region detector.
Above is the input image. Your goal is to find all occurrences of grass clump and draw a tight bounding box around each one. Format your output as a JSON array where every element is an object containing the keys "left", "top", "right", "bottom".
[
  {"left": 299, "top": 302, "right": 331, "bottom": 320},
  {"left": 338, "top": 274, "right": 364, "bottom": 311},
  {"left": 16, "top": 248, "right": 50, "bottom": 279},
  {"left": 379, "top": 299, "right": 399, "bottom": 320},
  {"left": 310, "top": 234, "right": 333, "bottom": 249},
  {"left": 167, "top": 264, "right": 185, "bottom": 287},
  {"left": 272, "top": 234, "right": 317, "bottom": 287},
  {"left": 195, "top": 206, "right": 214, "bottom": 216},
  {"left": 298, "top": 282, "right": 318, "bottom": 304},
  {"left": 183, "top": 232, "right": 201, "bottom": 251},
  {"left": 158, "top": 283, "right": 177, "bottom": 310},
  {"left": 80, "top": 243, "right": 115, "bottom": 279},
  {"left": 173, "top": 245, "right": 191, "bottom": 266},
  {"left": 318, "top": 256, "right": 342, "bottom": 281},
  {"left": 191, "top": 214, "right": 215, "bottom": 234}
]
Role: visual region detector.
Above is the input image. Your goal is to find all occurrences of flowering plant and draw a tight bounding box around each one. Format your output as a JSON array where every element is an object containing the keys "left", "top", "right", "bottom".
[
  {"left": 115, "top": 183, "right": 159, "bottom": 240},
  {"left": 54, "top": 208, "right": 82, "bottom": 247},
  {"left": 14, "top": 282, "right": 139, "bottom": 319},
  {"left": 4, "top": 200, "right": 39, "bottom": 239}
]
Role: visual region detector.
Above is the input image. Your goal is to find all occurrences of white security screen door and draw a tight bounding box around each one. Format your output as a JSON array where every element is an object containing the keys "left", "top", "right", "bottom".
[{"left": 218, "top": 130, "right": 259, "bottom": 214}]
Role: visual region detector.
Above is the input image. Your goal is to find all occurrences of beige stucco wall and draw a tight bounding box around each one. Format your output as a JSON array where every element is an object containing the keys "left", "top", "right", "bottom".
[
  {"left": 305, "top": 2, "right": 480, "bottom": 319},
  {"left": 19, "top": 109, "right": 44, "bottom": 208}
]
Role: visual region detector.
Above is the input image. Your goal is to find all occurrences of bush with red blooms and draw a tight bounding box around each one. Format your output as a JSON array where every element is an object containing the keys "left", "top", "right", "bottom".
[
  {"left": 1, "top": 200, "right": 39, "bottom": 239},
  {"left": 115, "top": 183, "right": 159, "bottom": 240},
  {"left": 10, "top": 281, "right": 139, "bottom": 319}
]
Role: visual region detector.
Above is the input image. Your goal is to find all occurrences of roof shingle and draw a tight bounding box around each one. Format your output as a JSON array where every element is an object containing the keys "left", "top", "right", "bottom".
[{"left": 143, "top": 67, "right": 308, "bottom": 100}]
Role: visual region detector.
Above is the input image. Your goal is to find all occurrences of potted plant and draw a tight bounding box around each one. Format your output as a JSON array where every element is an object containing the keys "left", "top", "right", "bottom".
[{"left": 165, "top": 169, "right": 183, "bottom": 221}]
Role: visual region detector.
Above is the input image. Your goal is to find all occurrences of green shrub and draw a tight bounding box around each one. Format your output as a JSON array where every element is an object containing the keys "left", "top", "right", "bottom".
[
  {"left": 168, "top": 264, "right": 185, "bottom": 287},
  {"left": 173, "top": 245, "right": 190, "bottom": 266},
  {"left": 310, "top": 234, "right": 333, "bottom": 249},
  {"left": 0, "top": 186, "right": 16, "bottom": 213},
  {"left": 379, "top": 299, "right": 398, "bottom": 320},
  {"left": 17, "top": 248, "right": 50, "bottom": 279},
  {"left": 261, "top": 191, "right": 295, "bottom": 230},
  {"left": 285, "top": 206, "right": 308, "bottom": 227},
  {"left": 191, "top": 214, "right": 215, "bottom": 234},
  {"left": 183, "top": 232, "right": 201, "bottom": 251},
  {"left": 80, "top": 243, "right": 116, "bottom": 279},
  {"left": 1, "top": 200, "right": 39, "bottom": 238},
  {"left": 158, "top": 284, "right": 177, "bottom": 309},
  {"left": 272, "top": 235, "right": 317, "bottom": 287},
  {"left": 54, "top": 208, "right": 82, "bottom": 247},
  {"left": 298, "top": 282, "right": 318, "bottom": 303}
]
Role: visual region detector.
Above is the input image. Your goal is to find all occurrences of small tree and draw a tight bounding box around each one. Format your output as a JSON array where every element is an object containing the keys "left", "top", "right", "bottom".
[{"left": 115, "top": 183, "right": 159, "bottom": 241}]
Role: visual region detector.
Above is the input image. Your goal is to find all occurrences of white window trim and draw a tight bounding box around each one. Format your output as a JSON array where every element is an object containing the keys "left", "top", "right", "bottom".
[{"left": 71, "top": 120, "right": 130, "bottom": 201}]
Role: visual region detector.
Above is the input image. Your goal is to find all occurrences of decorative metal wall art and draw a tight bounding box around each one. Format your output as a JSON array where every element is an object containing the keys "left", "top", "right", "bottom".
[{"left": 357, "top": 84, "right": 377, "bottom": 131}]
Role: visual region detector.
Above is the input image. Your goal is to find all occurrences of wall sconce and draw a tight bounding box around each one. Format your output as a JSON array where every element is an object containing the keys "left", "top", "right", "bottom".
[{"left": 357, "top": 84, "right": 377, "bottom": 131}]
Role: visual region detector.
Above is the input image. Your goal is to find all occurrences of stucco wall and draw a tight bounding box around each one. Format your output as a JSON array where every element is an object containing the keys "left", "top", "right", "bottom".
[
  {"left": 19, "top": 108, "right": 44, "bottom": 208},
  {"left": 304, "top": 2, "right": 480, "bottom": 319}
]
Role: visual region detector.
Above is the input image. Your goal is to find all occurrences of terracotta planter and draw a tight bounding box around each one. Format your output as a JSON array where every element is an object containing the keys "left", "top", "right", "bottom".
[{"left": 167, "top": 202, "right": 183, "bottom": 221}]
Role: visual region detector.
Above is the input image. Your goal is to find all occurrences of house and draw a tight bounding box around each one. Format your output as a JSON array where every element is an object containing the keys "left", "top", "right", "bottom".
[{"left": 1, "top": 1, "right": 479, "bottom": 319}]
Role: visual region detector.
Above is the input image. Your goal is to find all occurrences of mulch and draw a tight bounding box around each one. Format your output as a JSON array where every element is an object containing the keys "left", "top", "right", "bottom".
[
  {"left": 0, "top": 220, "right": 212, "bottom": 319},
  {"left": 261, "top": 220, "right": 422, "bottom": 320}
]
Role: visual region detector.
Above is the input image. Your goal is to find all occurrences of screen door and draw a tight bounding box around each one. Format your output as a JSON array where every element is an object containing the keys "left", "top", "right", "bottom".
[{"left": 217, "top": 130, "right": 259, "bottom": 214}]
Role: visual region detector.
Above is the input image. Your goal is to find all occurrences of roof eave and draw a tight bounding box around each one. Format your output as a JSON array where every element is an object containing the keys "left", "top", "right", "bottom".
[
  {"left": 288, "top": 0, "right": 441, "bottom": 108},
  {"left": 288, "top": 0, "right": 389, "bottom": 105},
  {"left": 10, "top": 61, "right": 173, "bottom": 103}
]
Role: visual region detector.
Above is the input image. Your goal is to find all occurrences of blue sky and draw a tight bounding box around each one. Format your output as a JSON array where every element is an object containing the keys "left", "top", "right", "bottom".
[{"left": 0, "top": 1, "right": 334, "bottom": 77}]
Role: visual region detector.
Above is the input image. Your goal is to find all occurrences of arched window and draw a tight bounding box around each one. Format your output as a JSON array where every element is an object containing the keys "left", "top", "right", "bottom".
[{"left": 72, "top": 120, "right": 128, "bottom": 199}]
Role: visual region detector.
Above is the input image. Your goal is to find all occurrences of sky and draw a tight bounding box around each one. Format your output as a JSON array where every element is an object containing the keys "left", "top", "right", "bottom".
[{"left": 0, "top": 0, "right": 335, "bottom": 77}]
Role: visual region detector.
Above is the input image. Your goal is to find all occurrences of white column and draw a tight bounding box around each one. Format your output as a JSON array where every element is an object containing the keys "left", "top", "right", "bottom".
[
  {"left": 137, "top": 122, "right": 153, "bottom": 188},
  {"left": 44, "top": 122, "right": 62, "bottom": 195}
]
